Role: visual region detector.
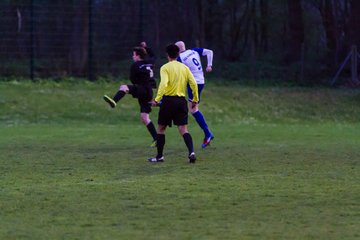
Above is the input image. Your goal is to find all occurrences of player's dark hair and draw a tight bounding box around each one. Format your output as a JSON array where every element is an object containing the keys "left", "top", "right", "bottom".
[
  {"left": 133, "top": 46, "right": 147, "bottom": 59},
  {"left": 166, "top": 44, "right": 179, "bottom": 59}
]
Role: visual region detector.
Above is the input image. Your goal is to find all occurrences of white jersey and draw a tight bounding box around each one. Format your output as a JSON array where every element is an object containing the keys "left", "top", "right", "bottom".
[{"left": 177, "top": 48, "right": 213, "bottom": 84}]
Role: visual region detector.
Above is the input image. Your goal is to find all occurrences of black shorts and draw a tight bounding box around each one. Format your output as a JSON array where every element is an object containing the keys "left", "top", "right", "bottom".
[
  {"left": 128, "top": 84, "right": 153, "bottom": 113},
  {"left": 158, "top": 96, "right": 188, "bottom": 126}
]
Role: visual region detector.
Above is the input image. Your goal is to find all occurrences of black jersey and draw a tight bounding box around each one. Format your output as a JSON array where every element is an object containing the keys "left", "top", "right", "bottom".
[{"left": 129, "top": 60, "right": 154, "bottom": 85}]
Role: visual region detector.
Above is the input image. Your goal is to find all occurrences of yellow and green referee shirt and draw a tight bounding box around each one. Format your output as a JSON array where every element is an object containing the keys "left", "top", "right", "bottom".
[{"left": 155, "top": 60, "right": 199, "bottom": 103}]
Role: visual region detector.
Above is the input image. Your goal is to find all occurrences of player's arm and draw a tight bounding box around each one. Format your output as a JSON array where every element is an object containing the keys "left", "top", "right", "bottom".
[
  {"left": 193, "top": 48, "right": 213, "bottom": 72},
  {"left": 154, "top": 67, "right": 169, "bottom": 103},
  {"left": 187, "top": 68, "right": 199, "bottom": 104},
  {"left": 202, "top": 48, "right": 213, "bottom": 72}
]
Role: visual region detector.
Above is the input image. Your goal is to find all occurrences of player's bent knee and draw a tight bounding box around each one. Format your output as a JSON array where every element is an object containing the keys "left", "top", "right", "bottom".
[
  {"left": 188, "top": 102, "right": 198, "bottom": 113},
  {"left": 190, "top": 106, "right": 198, "bottom": 113},
  {"left": 140, "top": 113, "right": 151, "bottom": 125},
  {"left": 141, "top": 118, "right": 150, "bottom": 125},
  {"left": 157, "top": 125, "right": 167, "bottom": 134},
  {"left": 119, "top": 85, "right": 129, "bottom": 92},
  {"left": 178, "top": 125, "right": 188, "bottom": 135}
]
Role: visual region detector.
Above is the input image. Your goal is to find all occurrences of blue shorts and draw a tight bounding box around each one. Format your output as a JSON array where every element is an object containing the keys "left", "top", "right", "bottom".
[{"left": 187, "top": 84, "right": 204, "bottom": 103}]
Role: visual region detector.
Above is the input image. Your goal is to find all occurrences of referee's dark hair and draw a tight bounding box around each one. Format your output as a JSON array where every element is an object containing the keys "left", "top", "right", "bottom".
[
  {"left": 166, "top": 44, "right": 179, "bottom": 59},
  {"left": 133, "top": 46, "right": 147, "bottom": 59}
]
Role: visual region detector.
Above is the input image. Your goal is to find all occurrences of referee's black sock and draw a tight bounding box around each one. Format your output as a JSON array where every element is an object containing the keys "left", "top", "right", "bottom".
[
  {"left": 182, "top": 133, "right": 194, "bottom": 154},
  {"left": 146, "top": 122, "right": 157, "bottom": 141},
  {"left": 113, "top": 90, "right": 126, "bottom": 102},
  {"left": 156, "top": 134, "right": 165, "bottom": 158}
]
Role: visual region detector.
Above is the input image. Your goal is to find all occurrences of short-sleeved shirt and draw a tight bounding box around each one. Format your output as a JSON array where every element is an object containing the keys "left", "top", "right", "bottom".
[{"left": 155, "top": 61, "right": 198, "bottom": 103}]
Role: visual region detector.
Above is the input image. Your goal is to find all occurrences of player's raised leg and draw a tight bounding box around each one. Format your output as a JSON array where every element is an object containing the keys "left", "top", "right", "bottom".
[{"left": 103, "top": 85, "right": 129, "bottom": 108}]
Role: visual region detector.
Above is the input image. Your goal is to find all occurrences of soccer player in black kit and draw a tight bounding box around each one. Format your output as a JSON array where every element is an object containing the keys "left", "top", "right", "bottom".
[{"left": 103, "top": 46, "right": 157, "bottom": 146}]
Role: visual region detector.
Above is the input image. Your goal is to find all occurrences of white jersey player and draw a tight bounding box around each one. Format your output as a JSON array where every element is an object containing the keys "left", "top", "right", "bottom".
[{"left": 175, "top": 41, "right": 214, "bottom": 148}]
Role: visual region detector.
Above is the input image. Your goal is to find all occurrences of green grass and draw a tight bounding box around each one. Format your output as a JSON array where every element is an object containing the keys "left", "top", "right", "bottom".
[{"left": 0, "top": 80, "right": 360, "bottom": 239}]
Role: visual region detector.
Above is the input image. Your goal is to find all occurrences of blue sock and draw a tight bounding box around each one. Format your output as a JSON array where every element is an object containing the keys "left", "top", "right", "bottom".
[{"left": 192, "top": 111, "right": 211, "bottom": 137}]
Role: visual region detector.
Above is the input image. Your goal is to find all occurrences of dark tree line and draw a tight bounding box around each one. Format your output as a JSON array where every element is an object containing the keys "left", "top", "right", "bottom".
[{"left": 0, "top": 0, "right": 359, "bottom": 83}]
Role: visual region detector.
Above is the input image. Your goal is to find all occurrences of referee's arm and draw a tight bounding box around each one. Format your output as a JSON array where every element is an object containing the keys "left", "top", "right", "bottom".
[
  {"left": 154, "top": 68, "right": 169, "bottom": 103},
  {"left": 187, "top": 69, "right": 199, "bottom": 103}
]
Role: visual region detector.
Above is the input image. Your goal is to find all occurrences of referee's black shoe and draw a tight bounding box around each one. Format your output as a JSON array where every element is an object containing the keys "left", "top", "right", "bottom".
[
  {"left": 148, "top": 156, "right": 164, "bottom": 163},
  {"left": 188, "top": 152, "right": 196, "bottom": 163}
]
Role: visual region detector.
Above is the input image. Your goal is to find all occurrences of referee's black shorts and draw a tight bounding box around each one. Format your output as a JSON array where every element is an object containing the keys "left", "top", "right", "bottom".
[{"left": 158, "top": 96, "right": 188, "bottom": 127}]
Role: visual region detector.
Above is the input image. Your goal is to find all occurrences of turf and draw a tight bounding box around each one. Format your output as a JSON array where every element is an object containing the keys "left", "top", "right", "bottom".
[{"left": 0, "top": 80, "right": 359, "bottom": 239}]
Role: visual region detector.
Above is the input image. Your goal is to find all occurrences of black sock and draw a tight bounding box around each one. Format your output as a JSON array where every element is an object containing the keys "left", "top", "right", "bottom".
[
  {"left": 182, "top": 133, "right": 194, "bottom": 155},
  {"left": 113, "top": 90, "right": 126, "bottom": 102},
  {"left": 146, "top": 122, "right": 157, "bottom": 141},
  {"left": 156, "top": 134, "right": 165, "bottom": 158}
]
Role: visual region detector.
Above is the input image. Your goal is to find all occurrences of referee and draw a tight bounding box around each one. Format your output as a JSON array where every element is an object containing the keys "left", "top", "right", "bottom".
[{"left": 149, "top": 44, "right": 199, "bottom": 163}]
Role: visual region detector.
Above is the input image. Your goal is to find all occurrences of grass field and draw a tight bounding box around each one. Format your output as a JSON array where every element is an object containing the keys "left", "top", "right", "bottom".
[{"left": 1, "top": 80, "right": 360, "bottom": 239}]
